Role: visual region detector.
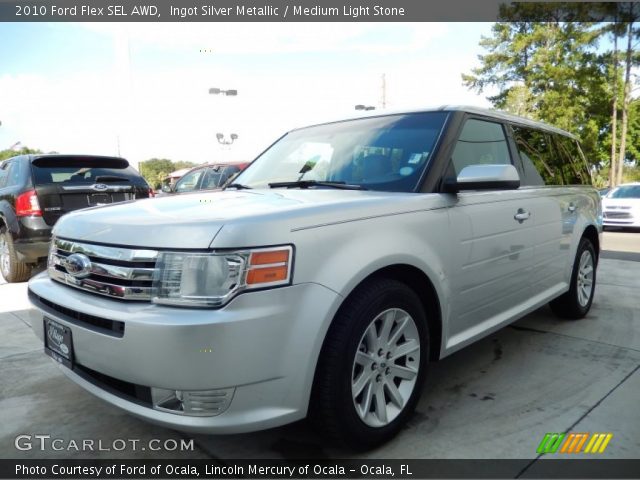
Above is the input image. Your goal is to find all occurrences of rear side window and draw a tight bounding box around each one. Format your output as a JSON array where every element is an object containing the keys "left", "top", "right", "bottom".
[
  {"left": 512, "top": 126, "right": 590, "bottom": 186},
  {"left": 553, "top": 135, "right": 591, "bottom": 186},
  {"left": 3, "top": 160, "right": 23, "bottom": 188},
  {"left": 31, "top": 157, "right": 141, "bottom": 185},
  {"left": 451, "top": 119, "right": 511, "bottom": 175}
]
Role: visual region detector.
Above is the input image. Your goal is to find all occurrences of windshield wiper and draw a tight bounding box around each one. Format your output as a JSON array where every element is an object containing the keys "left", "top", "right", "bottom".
[
  {"left": 268, "top": 180, "right": 367, "bottom": 190},
  {"left": 224, "top": 183, "right": 252, "bottom": 190}
]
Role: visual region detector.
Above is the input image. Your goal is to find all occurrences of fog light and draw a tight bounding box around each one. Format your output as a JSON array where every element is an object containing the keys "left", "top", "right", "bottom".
[{"left": 151, "top": 387, "right": 234, "bottom": 416}]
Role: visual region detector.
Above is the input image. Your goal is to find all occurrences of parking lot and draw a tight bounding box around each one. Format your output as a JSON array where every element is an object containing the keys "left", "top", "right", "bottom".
[{"left": 1, "top": 231, "right": 638, "bottom": 461}]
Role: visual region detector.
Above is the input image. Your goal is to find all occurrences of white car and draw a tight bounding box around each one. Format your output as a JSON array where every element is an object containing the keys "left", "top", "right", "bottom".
[
  {"left": 28, "top": 106, "right": 601, "bottom": 449},
  {"left": 602, "top": 183, "right": 640, "bottom": 228}
]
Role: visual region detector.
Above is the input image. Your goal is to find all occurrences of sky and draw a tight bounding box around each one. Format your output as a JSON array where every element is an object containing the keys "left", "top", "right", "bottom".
[{"left": 0, "top": 22, "right": 495, "bottom": 169}]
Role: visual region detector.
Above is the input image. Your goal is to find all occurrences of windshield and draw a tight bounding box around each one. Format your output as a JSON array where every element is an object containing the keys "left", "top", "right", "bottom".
[
  {"left": 609, "top": 185, "right": 640, "bottom": 199},
  {"left": 235, "top": 112, "right": 448, "bottom": 192}
]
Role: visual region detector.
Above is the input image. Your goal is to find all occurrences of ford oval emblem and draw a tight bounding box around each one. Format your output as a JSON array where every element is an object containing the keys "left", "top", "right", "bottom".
[
  {"left": 93, "top": 184, "right": 108, "bottom": 191},
  {"left": 64, "top": 253, "right": 92, "bottom": 278}
]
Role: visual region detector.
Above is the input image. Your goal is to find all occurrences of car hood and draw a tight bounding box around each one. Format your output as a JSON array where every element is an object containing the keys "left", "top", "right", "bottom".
[
  {"left": 53, "top": 189, "right": 442, "bottom": 249},
  {"left": 602, "top": 197, "right": 640, "bottom": 208}
]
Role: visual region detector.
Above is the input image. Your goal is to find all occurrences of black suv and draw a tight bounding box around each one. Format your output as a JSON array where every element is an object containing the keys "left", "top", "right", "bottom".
[{"left": 0, "top": 154, "right": 152, "bottom": 282}]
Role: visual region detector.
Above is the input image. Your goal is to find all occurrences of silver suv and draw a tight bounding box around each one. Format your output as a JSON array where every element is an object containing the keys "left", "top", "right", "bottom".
[{"left": 28, "top": 107, "right": 601, "bottom": 449}]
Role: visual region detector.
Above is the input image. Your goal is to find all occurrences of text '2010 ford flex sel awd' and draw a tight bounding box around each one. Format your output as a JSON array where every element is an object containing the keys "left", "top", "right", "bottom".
[{"left": 28, "top": 107, "right": 601, "bottom": 449}]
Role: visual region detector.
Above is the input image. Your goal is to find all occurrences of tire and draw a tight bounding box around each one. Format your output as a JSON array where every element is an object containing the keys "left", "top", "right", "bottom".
[
  {"left": 0, "top": 227, "right": 32, "bottom": 283},
  {"left": 309, "top": 277, "right": 429, "bottom": 450},
  {"left": 550, "top": 237, "right": 596, "bottom": 319}
]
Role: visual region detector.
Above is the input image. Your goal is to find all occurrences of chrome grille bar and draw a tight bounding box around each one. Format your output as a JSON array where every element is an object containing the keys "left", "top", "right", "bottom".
[
  {"left": 49, "top": 237, "right": 158, "bottom": 301},
  {"left": 55, "top": 237, "right": 158, "bottom": 263}
]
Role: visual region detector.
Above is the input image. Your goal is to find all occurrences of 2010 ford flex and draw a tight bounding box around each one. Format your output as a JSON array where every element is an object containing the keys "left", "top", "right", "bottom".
[{"left": 28, "top": 107, "right": 601, "bottom": 449}]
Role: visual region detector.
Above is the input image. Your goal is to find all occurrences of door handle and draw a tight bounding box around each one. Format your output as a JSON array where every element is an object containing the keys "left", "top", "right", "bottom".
[
  {"left": 514, "top": 208, "right": 531, "bottom": 223},
  {"left": 568, "top": 203, "right": 577, "bottom": 213}
]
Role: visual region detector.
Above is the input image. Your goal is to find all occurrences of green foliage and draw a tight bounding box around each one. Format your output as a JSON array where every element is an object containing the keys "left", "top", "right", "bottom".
[
  {"left": 462, "top": 9, "right": 639, "bottom": 180},
  {"left": 138, "top": 158, "right": 198, "bottom": 189},
  {"left": 0, "top": 146, "right": 43, "bottom": 161}
]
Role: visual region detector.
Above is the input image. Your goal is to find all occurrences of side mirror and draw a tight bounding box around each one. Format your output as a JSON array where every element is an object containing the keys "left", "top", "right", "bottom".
[
  {"left": 161, "top": 184, "right": 173, "bottom": 193},
  {"left": 443, "top": 164, "right": 520, "bottom": 193}
]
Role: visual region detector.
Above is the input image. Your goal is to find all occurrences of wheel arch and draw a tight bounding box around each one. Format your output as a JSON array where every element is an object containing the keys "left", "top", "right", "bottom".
[
  {"left": 0, "top": 202, "right": 19, "bottom": 235},
  {"left": 582, "top": 224, "right": 600, "bottom": 263},
  {"left": 331, "top": 263, "right": 443, "bottom": 362}
]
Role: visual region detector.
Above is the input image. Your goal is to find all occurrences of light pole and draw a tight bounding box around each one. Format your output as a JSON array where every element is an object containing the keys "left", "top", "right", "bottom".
[
  {"left": 355, "top": 104, "right": 375, "bottom": 111},
  {"left": 209, "top": 87, "right": 239, "bottom": 160},
  {"left": 209, "top": 87, "right": 238, "bottom": 96},
  {"left": 216, "top": 133, "right": 238, "bottom": 145}
]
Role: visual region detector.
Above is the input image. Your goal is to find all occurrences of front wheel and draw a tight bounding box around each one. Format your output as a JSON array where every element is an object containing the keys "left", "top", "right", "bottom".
[
  {"left": 550, "top": 237, "right": 597, "bottom": 319},
  {"left": 309, "top": 278, "right": 429, "bottom": 450}
]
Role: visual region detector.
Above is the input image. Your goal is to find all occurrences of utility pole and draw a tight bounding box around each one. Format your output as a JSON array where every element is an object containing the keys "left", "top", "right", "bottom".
[{"left": 381, "top": 73, "right": 387, "bottom": 109}]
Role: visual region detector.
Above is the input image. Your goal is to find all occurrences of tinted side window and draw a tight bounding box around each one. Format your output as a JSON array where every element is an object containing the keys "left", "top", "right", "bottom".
[
  {"left": 6, "top": 161, "right": 22, "bottom": 187},
  {"left": 553, "top": 135, "right": 591, "bottom": 186},
  {"left": 451, "top": 119, "right": 511, "bottom": 175},
  {"left": 512, "top": 126, "right": 590, "bottom": 186},
  {"left": 511, "top": 126, "right": 551, "bottom": 186},
  {"left": 0, "top": 162, "right": 9, "bottom": 188}
]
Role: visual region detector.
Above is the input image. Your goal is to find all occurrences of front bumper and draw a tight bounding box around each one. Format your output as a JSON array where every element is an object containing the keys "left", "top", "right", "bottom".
[{"left": 28, "top": 272, "right": 341, "bottom": 433}]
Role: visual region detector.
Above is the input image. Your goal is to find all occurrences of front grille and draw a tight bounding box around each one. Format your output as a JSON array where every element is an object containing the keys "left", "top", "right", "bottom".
[
  {"left": 48, "top": 237, "right": 158, "bottom": 301},
  {"left": 604, "top": 211, "right": 632, "bottom": 219},
  {"left": 28, "top": 290, "right": 125, "bottom": 337}
]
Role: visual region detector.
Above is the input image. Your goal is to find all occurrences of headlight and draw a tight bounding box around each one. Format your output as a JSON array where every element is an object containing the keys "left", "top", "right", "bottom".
[{"left": 152, "top": 246, "right": 293, "bottom": 307}]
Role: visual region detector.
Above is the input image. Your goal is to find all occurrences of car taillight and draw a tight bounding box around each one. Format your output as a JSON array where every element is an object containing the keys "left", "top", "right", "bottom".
[
  {"left": 16, "top": 190, "right": 42, "bottom": 216},
  {"left": 148, "top": 188, "right": 155, "bottom": 198}
]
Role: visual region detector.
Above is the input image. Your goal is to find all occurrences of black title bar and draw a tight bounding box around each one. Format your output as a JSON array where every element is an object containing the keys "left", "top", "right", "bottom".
[{"left": 3, "top": 459, "right": 640, "bottom": 479}]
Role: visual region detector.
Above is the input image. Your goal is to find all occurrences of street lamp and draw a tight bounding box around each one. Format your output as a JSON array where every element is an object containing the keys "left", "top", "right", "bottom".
[
  {"left": 216, "top": 133, "right": 238, "bottom": 145},
  {"left": 355, "top": 104, "right": 375, "bottom": 111},
  {"left": 209, "top": 87, "right": 238, "bottom": 96}
]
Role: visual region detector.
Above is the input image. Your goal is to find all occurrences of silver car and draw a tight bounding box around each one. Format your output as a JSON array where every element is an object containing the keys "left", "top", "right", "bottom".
[{"left": 28, "top": 106, "right": 601, "bottom": 449}]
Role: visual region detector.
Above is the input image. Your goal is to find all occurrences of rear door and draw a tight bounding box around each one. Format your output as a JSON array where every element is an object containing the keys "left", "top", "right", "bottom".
[
  {"left": 509, "top": 126, "right": 591, "bottom": 296},
  {"left": 30, "top": 156, "right": 148, "bottom": 226}
]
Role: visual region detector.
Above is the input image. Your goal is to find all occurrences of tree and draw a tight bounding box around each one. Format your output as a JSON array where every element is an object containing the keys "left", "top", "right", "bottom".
[
  {"left": 461, "top": 4, "right": 627, "bottom": 177},
  {"left": 0, "top": 146, "right": 42, "bottom": 161},
  {"left": 138, "top": 158, "right": 197, "bottom": 189},
  {"left": 615, "top": 3, "right": 640, "bottom": 185}
]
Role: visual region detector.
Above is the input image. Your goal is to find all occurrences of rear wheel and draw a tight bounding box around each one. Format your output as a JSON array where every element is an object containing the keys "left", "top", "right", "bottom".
[
  {"left": 0, "top": 228, "right": 32, "bottom": 283},
  {"left": 550, "top": 237, "right": 596, "bottom": 319},
  {"left": 310, "top": 278, "right": 429, "bottom": 450}
]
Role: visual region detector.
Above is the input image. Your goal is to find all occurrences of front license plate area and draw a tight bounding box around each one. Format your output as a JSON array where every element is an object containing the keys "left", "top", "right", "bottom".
[{"left": 44, "top": 317, "right": 74, "bottom": 369}]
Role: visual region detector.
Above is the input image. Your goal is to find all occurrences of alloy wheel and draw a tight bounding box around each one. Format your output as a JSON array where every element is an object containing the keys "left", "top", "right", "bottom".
[
  {"left": 351, "top": 308, "right": 421, "bottom": 427},
  {"left": 0, "top": 236, "right": 10, "bottom": 278},
  {"left": 576, "top": 250, "right": 594, "bottom": 307}
]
